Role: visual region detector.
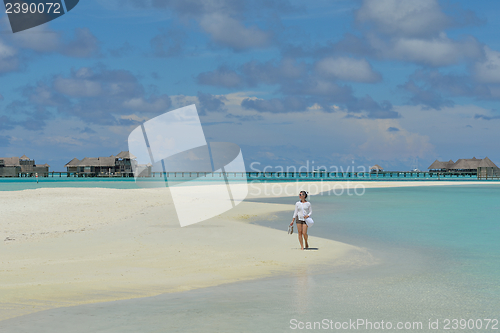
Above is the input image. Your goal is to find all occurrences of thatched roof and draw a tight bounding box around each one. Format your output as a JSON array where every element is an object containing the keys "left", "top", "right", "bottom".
[
  {"left": 428, "top": 159, "right": 444, "bottom": 170},
  {"left": 469, "top": 161, "right": 481, "bottom": 169},
  {"left": 370, "top": 164, "right": 383, "bottom": 170},
  {"left": 1, "top": 156, "right": 50, "bottom": 167},
  {"left": 479, "top": 157, "right": 499, "bottom": 168},
  {"left": 467, "top": 157, "right": 481, "bottom": 170},
  {"left": 98, "top": 156, "right": 116, "bottom": 167},
  {"left": 115, "top": 151, "right": 136, "bottom": 159},
  {"left": 0, "top": 157, "right": 20, "bottom": 166},
  {"left": 71, "top": 156, "right": 117, "bottom": 167},
  {"left": 428, "top": 159, "right": 456, "bottom": 170},
  {"left": 450, "top": 158, "right": 483, "bottom": 170},
  {"left": 429, "top": 157, "right": 497, "bottom": 171},
  {"left": 64, "top": 158, "right": 80, "bottom": 167},
  {"left": 450, "top": 159, "right": 470, "bottom": 170},
  {"left": 65, "top": 151, "right": 135, "bottom": 168},
  {"left": 77, "top": 157, "right": 98, "bottom": 166}
]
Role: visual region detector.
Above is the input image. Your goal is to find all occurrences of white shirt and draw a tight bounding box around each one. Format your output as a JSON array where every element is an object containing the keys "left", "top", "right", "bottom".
[{"left": 293, "top": 201, "right": 312, "bottom": 221}]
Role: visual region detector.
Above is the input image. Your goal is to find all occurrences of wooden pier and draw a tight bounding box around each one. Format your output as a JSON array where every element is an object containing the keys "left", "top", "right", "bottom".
[{"left": 12, "top": 170, "right": 492, "bottom": 180}]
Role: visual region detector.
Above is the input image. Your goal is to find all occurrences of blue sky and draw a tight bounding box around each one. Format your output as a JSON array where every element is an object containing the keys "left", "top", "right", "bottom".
[{"left": 1, "top": 0, "right": 500, "bottom": 171}]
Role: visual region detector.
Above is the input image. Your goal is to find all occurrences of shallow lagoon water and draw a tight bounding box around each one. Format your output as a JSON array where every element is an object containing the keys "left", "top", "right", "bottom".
[
  {"left": 1, "top": 185, "right": 498, "bottom": 332},
  {"left": 0, "top": 176, "right": 492, "bottom": 192}
]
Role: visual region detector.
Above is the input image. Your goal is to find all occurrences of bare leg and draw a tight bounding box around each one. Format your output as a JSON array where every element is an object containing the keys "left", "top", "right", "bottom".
[
  {"left": 303, "top": 225, "right": 309, "bottom": 248},
  {"left": 296, "top": 223, "right": 304, "bottom": 250}
]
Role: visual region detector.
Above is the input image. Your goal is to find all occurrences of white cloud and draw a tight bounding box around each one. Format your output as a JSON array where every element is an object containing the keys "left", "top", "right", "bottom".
[
  {"left": 357, "top": 119, "right": 434, "bottom": 161},
  {"left": 393, "top": 35, "right": 481, "bottom": 66},
  {"left": 10, "top": 25, "right": 61, "bottom": 53},
  {"left": 0, "top": 40, "right": 19, "bottom": 73},
  {"left": 200, "top": 13, "right": 271, "bottom": 50},
  {"left": 0, "top": 22, "right": 100, "bottom": 75},
  {"left": 396, "top": 104, "right": 500, "bottom": 160},
  {"left": 354, "top": 0, "right": 484, "bottom": 67},
  {"left": 3, "top": 18, "right": 100, "bottom": 57},
  {"left": 62, "top": 28, "right": 100, "bottom": 58},
  {"left": 315, "top": 57, "right": 381, "bottom": 82},
  {"left": 122, "top": 95, "right": 171, "bottom": 113},
  {"left": 474, "top": 46, "right": 500, "bottom": 83},
  {"left": 54, "top": 77, "right": 102, "bottom": 97},
  {"left": 368, "top": 33, "right": 482, "bottom": 67},
  {"left": 171, "top": 95, "right": 199, "bottom": 109},
  {"left": 24, "top": 85, "right": 53, "bottom": 106},
  {"left": 120, "top": 114, "right": 150, "bottom": 122},
  {"left": 307, "top": 103, "right": 323, "bottom": 111},
  {"left": 0, "top": 40, "right": 16, "bottom": 58},
  {"left": 223, "top": 91, "right": 266, "bottom": 107},
  {"left": 356, "top": 0, "right": 451, "bottom": 38}
]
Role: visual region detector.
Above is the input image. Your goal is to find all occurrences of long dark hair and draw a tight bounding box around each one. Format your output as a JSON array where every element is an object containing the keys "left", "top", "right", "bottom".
[{"left": 300, "top": 190, "right": 308, "bottom": 200}]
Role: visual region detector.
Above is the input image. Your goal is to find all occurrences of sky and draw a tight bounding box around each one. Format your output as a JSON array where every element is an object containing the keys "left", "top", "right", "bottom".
[{"left": 1, "top": 0, "right": 500, "bottom": 172}]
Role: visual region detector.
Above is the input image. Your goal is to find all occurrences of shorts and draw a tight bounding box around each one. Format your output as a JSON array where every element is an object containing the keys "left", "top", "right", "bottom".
[{"left": 296, "top": 220, "right": 307, "bottom": 225}]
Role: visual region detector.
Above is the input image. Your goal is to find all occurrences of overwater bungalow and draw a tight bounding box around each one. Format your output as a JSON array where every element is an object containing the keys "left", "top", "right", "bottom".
[
  {"left": 370, "top": 164, "right": 383, "bottom": 172},
  {"left": 428, "top": 159, "right": 455, "bottom": 171},
  {"left": 428, "top": 157, "right": 500, "bottom": 178},
  {"left": 0, "top": 155, "right": 50, "bottom": 177},
  {"left": 477, "top": 157, "right": 500, "bottom": 179},
  {"left": 64, "top": 151, "right": 150, "bottom": 177}
]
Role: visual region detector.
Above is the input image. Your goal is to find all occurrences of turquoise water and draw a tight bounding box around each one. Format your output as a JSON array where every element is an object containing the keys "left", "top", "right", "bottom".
[
  {"left": 0, "top": 176, "right": 250, "bottom": 191},
  {"left": 0, "top": 185, "right": 499, "bottom": 332},
  {"left": 308, "top": 185, "right": 500, "bottom": 272},
  {"left": 0, "top": 178, "right": 140, "bottom": 191},
  {"left": 1, "top": 177, "right": 495, "bottom": 192},
  {"left": 304, "top": 185, "right": 500, "bottom": 300}
]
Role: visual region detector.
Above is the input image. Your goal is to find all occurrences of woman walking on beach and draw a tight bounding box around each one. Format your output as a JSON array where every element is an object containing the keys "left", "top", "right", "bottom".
[{"left": 290, "top": 191, "right": 312, "bottom": 250}]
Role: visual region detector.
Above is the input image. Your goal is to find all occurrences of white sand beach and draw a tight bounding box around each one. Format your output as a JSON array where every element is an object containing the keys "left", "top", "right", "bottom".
[{"left": 0, "top": 180, "right": 487, "bottom": 321}]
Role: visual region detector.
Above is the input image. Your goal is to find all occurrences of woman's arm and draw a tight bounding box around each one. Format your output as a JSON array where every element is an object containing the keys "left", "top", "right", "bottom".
[{"left": 291, "top": 203, "right": 298, "bottom": 225}]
